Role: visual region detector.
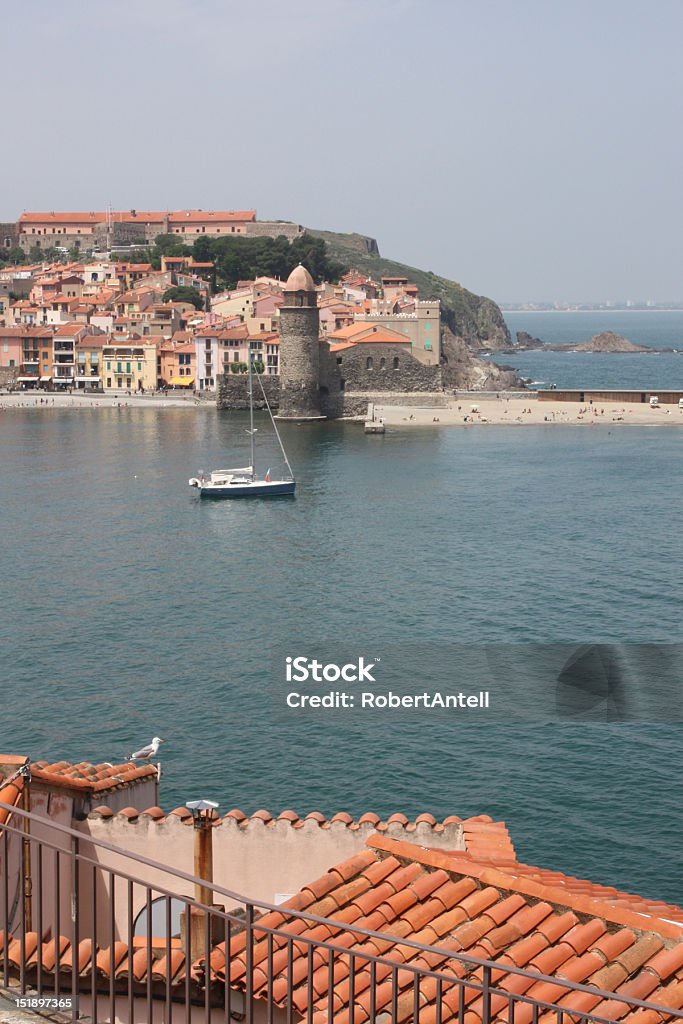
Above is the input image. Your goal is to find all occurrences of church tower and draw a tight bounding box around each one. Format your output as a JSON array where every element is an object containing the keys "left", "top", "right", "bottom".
[{"left": 277, "top": 264, "right": 323, "bottom": 419}]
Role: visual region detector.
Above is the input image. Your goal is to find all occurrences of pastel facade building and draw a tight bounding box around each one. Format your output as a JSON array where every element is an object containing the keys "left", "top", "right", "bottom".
[
  {"left": 159, "top": 337, "right": 196, "bottom": 387},
  {"left": 0, "top": 328, "right": 22, "bottom": 369},
  {"left": 354, "top": 300, "right": 442, "bottom": 365},
  {"left": 17, "top": 327, "right": 53, "bottom": 386},
  {"left": 17, "top": 210, "right": 258, "bottom": 251},
  {"left": 101, "top": 341, "right": 157, "bottom": 391}
]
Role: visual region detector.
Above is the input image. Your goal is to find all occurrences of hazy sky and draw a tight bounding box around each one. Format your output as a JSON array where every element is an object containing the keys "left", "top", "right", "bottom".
[{"left": 3, "top": 0, "right": 681, "bottom": 302}]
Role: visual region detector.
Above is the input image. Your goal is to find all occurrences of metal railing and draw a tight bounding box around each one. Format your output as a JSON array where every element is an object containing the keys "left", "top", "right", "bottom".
[{"left": 1, "top": 802, "right": 682, "bottom": 1024}]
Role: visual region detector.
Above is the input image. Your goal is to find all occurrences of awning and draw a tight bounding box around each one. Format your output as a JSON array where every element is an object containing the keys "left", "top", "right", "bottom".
[
  {"left": 77, "top": 376, "right": 101, "bottom": 383},
  {"left": 169, "top": 377, "right": 194, "bottom": 386},
  {"left": 40, "top": 375, "right": 52, "bottom": 382},
  {"left": 17, "top": 377, "right": 38, "bottom": 382}
]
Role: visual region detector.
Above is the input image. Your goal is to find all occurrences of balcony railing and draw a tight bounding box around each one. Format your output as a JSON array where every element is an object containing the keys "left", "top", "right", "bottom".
[{"left": 1, "top": 802, "right": 682, "bottom": 1024}]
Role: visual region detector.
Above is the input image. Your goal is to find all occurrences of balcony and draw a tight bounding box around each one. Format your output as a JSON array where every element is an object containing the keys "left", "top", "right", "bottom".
[{"left": 1, "top": 804, "right": 682, "bottom": 1024}]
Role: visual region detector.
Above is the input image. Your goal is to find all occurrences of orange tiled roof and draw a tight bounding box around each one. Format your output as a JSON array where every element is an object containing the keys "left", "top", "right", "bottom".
[
  {"left": 30, "top": 759, "right": 157, "bottom": 794},
  {"left": 1, "top": 821, "right": 682, "bottom": 1021},
  {"left": 327, "top": 323, "right": 412, "bottom": 344},
  {"left": 0, "top": 774, "right": 25, "bottom": 826},
  {"left": 218, "top": 835, "right": 683, "bottom": 1024},
  {"left": 85, "top": 807, "right": 482, "bottom": 831},
  {"left": 19, "top": 210, "right": 256, "bottom": 225}
]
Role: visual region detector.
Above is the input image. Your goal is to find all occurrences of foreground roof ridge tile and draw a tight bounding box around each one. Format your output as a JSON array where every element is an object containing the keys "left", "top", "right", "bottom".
[
  {"left": 84, "top": 804, "right": 479, "bottom": 830},
  {"left": 367, "top": 835, "right": 683, "bottom": 940}
]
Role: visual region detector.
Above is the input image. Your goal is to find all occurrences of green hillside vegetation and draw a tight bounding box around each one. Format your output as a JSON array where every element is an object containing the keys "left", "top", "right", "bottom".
[
  {"left": 307, "top": 228, "right": 510, "bottom": 349},
  {"left": 147, "top": 234, "right": 346, "bottom": 292}
]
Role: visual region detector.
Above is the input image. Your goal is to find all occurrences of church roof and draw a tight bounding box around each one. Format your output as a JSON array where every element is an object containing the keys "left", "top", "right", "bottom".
[{"left": 284, "top": 264, "right": 315, "bottom": 292}]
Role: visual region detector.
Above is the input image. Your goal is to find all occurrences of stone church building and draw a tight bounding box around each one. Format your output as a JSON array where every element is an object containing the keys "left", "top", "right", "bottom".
[{"left": 217, "top": 264, "right": 444, "bottom": 418}]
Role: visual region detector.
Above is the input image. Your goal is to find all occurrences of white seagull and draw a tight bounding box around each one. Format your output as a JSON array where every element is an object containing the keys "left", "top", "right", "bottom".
[{"left": 128, "top": 737, "right": 164, "bottom": 761}]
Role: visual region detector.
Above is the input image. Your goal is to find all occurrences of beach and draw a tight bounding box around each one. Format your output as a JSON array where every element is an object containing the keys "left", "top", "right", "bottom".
[
  {"left": 2, "top": 390, "right": 683, "bottom": 426},
  {"left": 0, "top": 390, "right": 210, "bottom": 410},
  {"left": 374, "top": 397, "right": 683, "bottom": 427}
]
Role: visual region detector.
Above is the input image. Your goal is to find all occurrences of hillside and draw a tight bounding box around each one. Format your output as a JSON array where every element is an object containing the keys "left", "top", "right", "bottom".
[{"left": 307, "top": 228, "right": 511, "bottom": 351}]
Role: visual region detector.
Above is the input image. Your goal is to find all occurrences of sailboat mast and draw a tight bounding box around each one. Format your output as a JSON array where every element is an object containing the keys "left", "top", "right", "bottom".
[{"left": 248, "top": 348, "right": 255, "bottom": 476}]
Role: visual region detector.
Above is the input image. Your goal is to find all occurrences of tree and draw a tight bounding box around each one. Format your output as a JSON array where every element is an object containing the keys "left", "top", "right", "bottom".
[
  {"left": 187, "top": 232, "right": 348, "bottom": 291},
  {"left": 0, "top": 245, "right": 26, "bottom": 266},
  {"left": 162, "top": 285, "right": 205, "bottom": 310},
  {"left": 153, "top": 234, "right": 192, "bottom": 258}
]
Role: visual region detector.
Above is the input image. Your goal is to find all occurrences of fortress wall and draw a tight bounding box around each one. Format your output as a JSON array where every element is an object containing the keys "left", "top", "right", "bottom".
[
  {"left": 243, "top": 222, "right": 304, "bottom": 241},
  {"left": 217, "top": 373, "right": 281, "bottom": 410}
]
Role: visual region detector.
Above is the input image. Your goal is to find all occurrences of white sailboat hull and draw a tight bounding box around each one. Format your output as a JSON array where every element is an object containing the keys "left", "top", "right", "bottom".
[{"left": 189, "top": 475, "right": 295, "bottom": 498}]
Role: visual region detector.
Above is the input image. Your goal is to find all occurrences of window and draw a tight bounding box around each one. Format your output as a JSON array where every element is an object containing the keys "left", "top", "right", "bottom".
[
  {"left": 133, "top": 897, "right": 184, "bottom": 940},
  {"left": 336, "top": 357, "right": 342, "bottom": 365},
  {"left": 393, "top": 357, "right": 400, "bottom": 369},
  {"left": 340, "top": 379, "right": 346, "bottom": 391},
  {"left": 126, "top": 362, "right": 131, "bottom": 373},
  {"left": 138, "top": 362, "right": 142, "bottom": 371},
  {"left": 380, "top": 357, "right": 386, "bottom": 369},
  {"left": 107, "top": 378, "right": 111, "bottom": 387},
  {"left": 366, "top": 357, "right": 374, "bottom": 370}
]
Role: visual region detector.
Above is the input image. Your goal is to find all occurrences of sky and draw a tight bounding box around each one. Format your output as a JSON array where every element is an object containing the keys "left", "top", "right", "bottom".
[{"left": 2, "top": 0, "right": 681, "bottom": 303}]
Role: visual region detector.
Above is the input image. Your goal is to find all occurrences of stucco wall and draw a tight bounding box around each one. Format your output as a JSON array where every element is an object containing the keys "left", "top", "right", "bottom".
[{"left": 76, "top": 816, "right": 466, "bottom": 938}]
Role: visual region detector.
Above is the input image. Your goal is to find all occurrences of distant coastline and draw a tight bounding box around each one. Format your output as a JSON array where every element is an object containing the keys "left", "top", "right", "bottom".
[{"left": 501, "top": 308, "right": 683, "bottom": 314}]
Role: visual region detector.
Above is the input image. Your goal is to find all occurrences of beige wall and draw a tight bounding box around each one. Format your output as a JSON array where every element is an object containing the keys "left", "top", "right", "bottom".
[{"left": 76, "top": 816, "right": 466, "bottom": 940}]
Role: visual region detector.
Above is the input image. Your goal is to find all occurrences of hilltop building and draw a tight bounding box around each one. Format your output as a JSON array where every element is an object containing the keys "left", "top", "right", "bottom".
[{"left": 12, "top": 209, "right": 304, "bottom": 253}]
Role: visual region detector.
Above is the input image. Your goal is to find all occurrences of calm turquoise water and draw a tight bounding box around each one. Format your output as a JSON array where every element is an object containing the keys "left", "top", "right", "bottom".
[
  {"left": 0, "top": 404, "right": 682, "bottom": 905},
  {"left": 501, "top": 310, "right": 683, "bottom": 389}
]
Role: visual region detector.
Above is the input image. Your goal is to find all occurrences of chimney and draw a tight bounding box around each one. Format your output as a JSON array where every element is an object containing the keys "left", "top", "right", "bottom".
[{"left": 180, "top": 800, "right": 225, "bottom": 960}]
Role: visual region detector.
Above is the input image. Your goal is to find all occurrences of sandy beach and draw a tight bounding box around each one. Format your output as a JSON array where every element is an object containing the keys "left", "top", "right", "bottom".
[
  {"left": 0, "top": 391, "right": 211, "bottom": 410},
  {"left": 2, "top": 390, "right": 683, "bottom": 426},
  {"left": 374, "top": 397, "right": 683, "bottom": 427}
]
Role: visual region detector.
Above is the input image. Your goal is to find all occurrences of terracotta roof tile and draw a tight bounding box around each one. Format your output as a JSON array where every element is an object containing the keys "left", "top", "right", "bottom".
[
  {"left": 0, "top": 772, "right": 25, "bottom": 825},
  {"left": 30, "top": 758, "right": 157, "bottom": 793},
  {"left": 217, "top": 836, "right": 683, "bottom": 1024}
]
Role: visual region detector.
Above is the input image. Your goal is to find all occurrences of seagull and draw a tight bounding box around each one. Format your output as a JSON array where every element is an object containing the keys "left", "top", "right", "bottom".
[{"left": 128, "top": 737, "right": 164, "bottom": 761}]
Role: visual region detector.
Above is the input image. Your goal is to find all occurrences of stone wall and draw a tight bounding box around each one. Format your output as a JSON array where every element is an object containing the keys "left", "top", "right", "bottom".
[
  {"left": 320, "top": 342, "right": 442, "bottom": 413},
  {"left": 243, "top": 221, "right": 304, "bottom": 241},
  {"left": 0, "top": 222, "right": 18, "bottom": 249},
  {"left": 217, "top": 373, "right": 281, "bottom": 410},
  {"left": 278, "top": 306, "right": 322, "bottom": 418},
  {"left": 217, "top": 342, "right": 444, "bottom": 419}
]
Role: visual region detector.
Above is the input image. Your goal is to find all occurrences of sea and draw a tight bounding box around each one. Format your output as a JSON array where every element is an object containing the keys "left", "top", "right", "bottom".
[
  {"left": 0, "top": 311, "right": 681, "bottom": 906},
  {"left": 499, "top": 310, "right": 683, "bottom": 390}
]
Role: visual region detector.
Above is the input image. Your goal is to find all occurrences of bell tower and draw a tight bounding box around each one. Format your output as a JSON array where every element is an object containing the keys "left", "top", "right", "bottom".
[{"left": 277, "top": 264, "right": 324, "bottom": 419}]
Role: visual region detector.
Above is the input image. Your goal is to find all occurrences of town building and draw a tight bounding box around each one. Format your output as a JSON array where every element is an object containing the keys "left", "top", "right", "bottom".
[{"left": 101, "top": 339, "right": 157, "bottom": 391}]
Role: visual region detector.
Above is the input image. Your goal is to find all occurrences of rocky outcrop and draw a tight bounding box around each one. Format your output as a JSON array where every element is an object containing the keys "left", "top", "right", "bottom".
[
  {"left": 440, "top": 327, "right": 525, "bottom": 391},
  {"left": 515, "top": 330, "right": 545, "bottom": 349},
  {"left": 501, "top": 329, "right": 653, "bottom": 354},
  {"left": 575, "top": 331, "right": 648, "bottom": 352}
]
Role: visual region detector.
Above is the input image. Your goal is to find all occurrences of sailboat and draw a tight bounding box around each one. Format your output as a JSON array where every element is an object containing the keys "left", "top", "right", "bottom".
[{"left": 189, "top": 357, "right": 296, "bottom": 499}]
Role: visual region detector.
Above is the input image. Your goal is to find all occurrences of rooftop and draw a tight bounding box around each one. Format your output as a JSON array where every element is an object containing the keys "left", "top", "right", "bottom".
[{"left": 27, "top": 758, "right": 158, "bottom": 794}]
